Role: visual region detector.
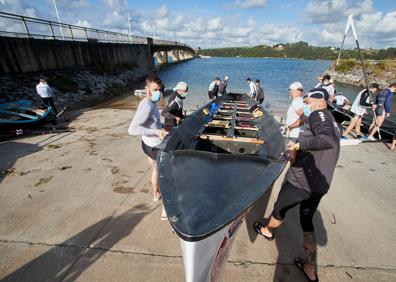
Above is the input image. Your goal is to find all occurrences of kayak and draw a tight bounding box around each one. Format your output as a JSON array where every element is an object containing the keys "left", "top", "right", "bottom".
[
  {"left": 157, "top": 93, "right": 286, "bottom": 282},
  {"left": 0, "top": 100, "right": 54, "bottom": 129}
]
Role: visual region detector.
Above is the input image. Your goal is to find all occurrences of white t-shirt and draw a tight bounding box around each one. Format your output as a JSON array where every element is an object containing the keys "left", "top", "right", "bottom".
[
  {"left": 334, "top": 95, "right": 347, "bottom": 106},
  {"left": 322, "top": 83, "right": 335, "bottom": 97},
  {"left": 248, "top": 81, "right": 257, "bottom": 97},
  {"left": 36, "top": 82, "right": 54, "bottom": 98},
  {"left": 350, "top": 90, "right": 367, "bottom": 117},
  {"left": 286, "top": 96, "right": 304, "bottom": 138}
]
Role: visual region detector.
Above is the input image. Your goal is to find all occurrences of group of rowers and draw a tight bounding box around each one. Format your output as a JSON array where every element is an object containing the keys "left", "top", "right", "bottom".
[
  {"left": 207, "top": 76, "right": 265, "bottom": 103},
  {"left": 286, "top": 74, "right": 396, "bottom": 148}
]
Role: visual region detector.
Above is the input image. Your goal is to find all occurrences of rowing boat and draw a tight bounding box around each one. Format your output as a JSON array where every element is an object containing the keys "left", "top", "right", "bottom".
[
  {"left": 157, "top": 93, "right": 286, "bottom": 282},
  {"left": 330, "top": 105, "right": 396, "bottom": 140},
  {"left": 0, "top": 100, "right": 54, "bottom": 129}
]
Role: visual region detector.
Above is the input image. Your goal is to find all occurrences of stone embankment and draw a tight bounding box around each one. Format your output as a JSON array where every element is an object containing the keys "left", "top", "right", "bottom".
[
  {"left": 325, "top": 60, "right": 396, "bottom": 87},
  {"left": 0, "top": 66, "right": 149, "bottom": 111}
]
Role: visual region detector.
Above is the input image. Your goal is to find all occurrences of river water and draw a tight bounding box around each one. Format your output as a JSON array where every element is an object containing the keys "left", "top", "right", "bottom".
[{"left": 158, "top": 57, "right": 365, "bottom": 116}]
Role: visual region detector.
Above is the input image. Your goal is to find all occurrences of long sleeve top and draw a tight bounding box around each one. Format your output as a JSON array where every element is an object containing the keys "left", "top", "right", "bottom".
[
  {"left": 36, "top": 82, "right": 54, "bottom": 98},
  {"left": 248, "top": 81, "right": 257, "bottom": 97},
  {"left": 128, "top": 98, "right": 162, "bottom": 147},
  {"left": 285, "top": 109, "right": 340, "bottom": 194}
]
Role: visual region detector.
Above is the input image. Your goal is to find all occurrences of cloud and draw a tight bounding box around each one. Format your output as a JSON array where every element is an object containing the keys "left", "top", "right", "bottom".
[
  {"left": 207, "top": 17, "right": 222, "bottom": 31},
  {"left": 233, "top": 0, "right": 267, "bottom": 9},
  {"left": 74, "top": 20, "right": 91, "bottom": 28}
]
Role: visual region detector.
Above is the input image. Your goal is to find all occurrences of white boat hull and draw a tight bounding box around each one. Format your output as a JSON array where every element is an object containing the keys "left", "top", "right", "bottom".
[{"left": 180, "top": 213, "right": 246, "bottom": 282}]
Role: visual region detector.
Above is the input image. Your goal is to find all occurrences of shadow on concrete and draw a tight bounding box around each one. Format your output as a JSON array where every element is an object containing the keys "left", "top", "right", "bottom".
[
  {"left": 0, "top": 141, "right": 42, "bottom": 184},
  {"left": 246, "top": 186, "right": 273, "bottom": 243},
  {"left": 1, "top": 204, "right": 156, "bottom": 282},
  {"left": 272, "top": 208, "right": 327, "bottom": 282}
]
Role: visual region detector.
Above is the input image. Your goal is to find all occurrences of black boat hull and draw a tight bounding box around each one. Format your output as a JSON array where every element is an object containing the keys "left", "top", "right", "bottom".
[{"left": 158, "top": 93, "right": 286, "bottom": 242}]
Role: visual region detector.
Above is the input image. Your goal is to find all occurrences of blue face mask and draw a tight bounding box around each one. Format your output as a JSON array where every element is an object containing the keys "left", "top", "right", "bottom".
[
  {"left": 303, "top": 104, "right": 312, "bottom": 117},
  {"left": 180, "top": 92, "right": 188, "bottom": 98},
  {"left": 151, "top": 90, "right": 161, "bottom": 102}
]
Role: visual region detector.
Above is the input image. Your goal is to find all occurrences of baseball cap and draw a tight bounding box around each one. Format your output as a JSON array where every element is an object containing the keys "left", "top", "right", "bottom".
[
  {"left": 173, "top": 81, "right": 188, "bottom": 92},
  {"left": 224, "top": 76, "right": 229, "bottom": 81},
  {"left": 289, "top": 82, "right": 303, "bottom": 91},
  {"left": 307, "top": 88, "right": 329, "bottom": 100}
]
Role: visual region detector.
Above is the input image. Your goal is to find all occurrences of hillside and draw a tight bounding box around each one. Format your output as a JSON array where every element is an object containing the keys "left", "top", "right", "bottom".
[{"left": 198, "top": 41, "right": 396, "bottom": 61}]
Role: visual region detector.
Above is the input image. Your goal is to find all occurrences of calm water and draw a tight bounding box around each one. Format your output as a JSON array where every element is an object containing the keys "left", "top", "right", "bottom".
[{"left": 157, "top": 57, "right": 396, "bottom": 121}]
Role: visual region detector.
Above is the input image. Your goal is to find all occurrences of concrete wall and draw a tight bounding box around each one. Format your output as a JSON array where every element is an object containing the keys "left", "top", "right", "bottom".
[{"left": 0, "top": 37, "right": 154, "bottom": 75}]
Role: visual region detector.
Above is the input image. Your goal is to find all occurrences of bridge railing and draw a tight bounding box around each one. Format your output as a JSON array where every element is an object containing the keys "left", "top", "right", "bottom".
[{"left": 0, "top": 11, "right": 191, "bottom": 48}]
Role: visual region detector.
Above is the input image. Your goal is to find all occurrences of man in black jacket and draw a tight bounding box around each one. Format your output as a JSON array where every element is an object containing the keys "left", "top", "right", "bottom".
[
  {"left": 254, "top": 89, "right": 341, "bottom": 282},
  {"left": 161, "top": 81, "right": 188, "bottom": 131}
]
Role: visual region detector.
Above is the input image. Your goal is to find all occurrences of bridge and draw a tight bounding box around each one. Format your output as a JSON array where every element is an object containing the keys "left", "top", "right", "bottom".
[{"left": 0, "top": 12, "right": 196, "bottom": 74}]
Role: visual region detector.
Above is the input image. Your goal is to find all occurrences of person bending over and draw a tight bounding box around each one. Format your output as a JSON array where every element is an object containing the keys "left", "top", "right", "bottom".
[
  {"left": 162, "top": 81, "right": 189, "bottom": 131},
  {"left": 254, "top": 89, "right": 340, "bottom": 282}
]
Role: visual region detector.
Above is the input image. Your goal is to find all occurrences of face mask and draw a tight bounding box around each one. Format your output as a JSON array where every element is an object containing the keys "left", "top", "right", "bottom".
[
  {"left": 303, "top": 104, "right": 312, "bottom": 117},
  {"left": 150, "top": 90, "right": 161, "bottom": 102},
  {"left": 180, "top": 92, "right": 188, "bottom": 98}
]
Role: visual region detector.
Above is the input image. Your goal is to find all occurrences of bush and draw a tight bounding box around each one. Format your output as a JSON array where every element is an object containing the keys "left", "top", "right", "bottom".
[{"left": 336, "top": 59, "right": 357, "bottom": 72}]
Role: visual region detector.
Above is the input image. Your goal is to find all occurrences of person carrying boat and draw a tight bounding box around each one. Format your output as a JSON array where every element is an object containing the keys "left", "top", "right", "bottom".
[
  {"left": 365, "top": 82, "right": 396, "bottom": 141},
  {"left": 36, "top": 78, "right": 58, "bottom": 114},
  {"left": 161, "top": 81, "right": 188, "bottom": 131},
  {"left": 334, "top": 92, "right": 349, "bottom": 109},
  {"left": 208, "top": 77, "right": 220, "bottom": 100},
  {"left": 246, "top": 78, "right": 258, "bottom": 98},
  {"left": 219, "top": 76, "right": 229, "bottom": 96},
  {"left": 286, "top": 81, "right": 305, "bottom": 146},
  {"left": 255, "top": 79, "right": 265, "bottom": 104},
  {"left": 254, "top": 89, "right": 340, "bottom": 282},
  {"left": 341, "top": 83, "right": 380, "bottom": 139},
  {"left": 128, "top": 74, "right": 168, "bottom": 211}
]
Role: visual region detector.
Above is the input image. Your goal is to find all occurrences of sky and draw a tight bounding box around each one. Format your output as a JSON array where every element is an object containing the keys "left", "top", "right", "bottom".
[{"left": 1, "top": 0, "right": 395, "bottom": 49}]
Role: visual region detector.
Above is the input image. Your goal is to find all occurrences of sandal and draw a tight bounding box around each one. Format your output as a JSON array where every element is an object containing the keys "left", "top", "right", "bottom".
[
  {"left": 294, "top": 257, "right": 318, "bottom": 282},
  {"left": 153, "top": 193, "right": 161, "bottom": 202},
  {"left": 253, "top": 221, "right": 274, "bottom": 241}
]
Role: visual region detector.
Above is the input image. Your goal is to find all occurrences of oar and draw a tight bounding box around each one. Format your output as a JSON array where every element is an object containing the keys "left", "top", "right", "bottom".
[
  {"left": 349, "top": 15, "right": 382, "bottom": 140},
  {"left": 336, "top": 14, "right": 352, "bottom": 68}
]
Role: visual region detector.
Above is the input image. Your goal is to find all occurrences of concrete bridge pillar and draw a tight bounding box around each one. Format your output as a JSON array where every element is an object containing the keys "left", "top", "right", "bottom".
[
  {"left": 168, "top": 50, "right": 180, "bottom": 63},
  {"left": 153, "top": 51, "right": 168, "bottom": 65}
]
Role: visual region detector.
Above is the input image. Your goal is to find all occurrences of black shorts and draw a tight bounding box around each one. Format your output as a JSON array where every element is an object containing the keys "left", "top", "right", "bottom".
[
  {"left": 272, "top": 181, "right": 323, "bottom": 232},
  {"left": 141, "top": 141, "right": 160, "bottom": 161}
]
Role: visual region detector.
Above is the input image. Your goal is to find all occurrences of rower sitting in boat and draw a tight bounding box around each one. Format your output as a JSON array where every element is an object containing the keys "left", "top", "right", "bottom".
[
  {"left": 161, "top": 81, "right": 189, "bottom": 131},
  {"left": 334, "top": 92, "right": 350, "bottom": 109}
]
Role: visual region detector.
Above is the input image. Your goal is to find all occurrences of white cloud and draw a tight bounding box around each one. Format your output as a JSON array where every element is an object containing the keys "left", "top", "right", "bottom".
[
  {"left": 74, "top": 20, "right": 91, "bottom": 27},
  {"left": 157, "top": 5, "right": 168, "bottom": 18},
  {"left": 207, "top": 17, "right": 222, "bottom": 31},
  {"left": 233, "top": 0, "right": 267, "bottom": 9}
]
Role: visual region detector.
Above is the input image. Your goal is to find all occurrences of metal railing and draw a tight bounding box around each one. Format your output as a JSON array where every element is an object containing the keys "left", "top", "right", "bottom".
[{"left": 0, "top": 11, "right": 191, "bottom": 48}]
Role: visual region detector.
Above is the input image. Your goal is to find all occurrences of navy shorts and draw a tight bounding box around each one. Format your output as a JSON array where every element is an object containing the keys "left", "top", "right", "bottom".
[{"left": 141, "top": 141, "right": 160, "bottom": 161}]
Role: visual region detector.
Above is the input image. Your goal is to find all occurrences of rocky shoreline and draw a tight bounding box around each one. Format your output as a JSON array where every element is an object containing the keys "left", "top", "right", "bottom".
[
  {"left": 0, "top": 66, "right": 150, "bottom": 111},
  {"left": 324, "top": 60, "right": 396, "bottom": 87}
]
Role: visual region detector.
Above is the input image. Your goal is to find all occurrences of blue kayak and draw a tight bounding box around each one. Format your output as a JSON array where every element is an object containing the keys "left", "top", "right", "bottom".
[{"left": 0, "top": 100, "right": 53, "bottom": 129}]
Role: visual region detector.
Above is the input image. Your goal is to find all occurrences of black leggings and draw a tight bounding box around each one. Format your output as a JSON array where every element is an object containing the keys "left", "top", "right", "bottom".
[{"left": 272, "top": 182, "right": 323, "bottom": 232}]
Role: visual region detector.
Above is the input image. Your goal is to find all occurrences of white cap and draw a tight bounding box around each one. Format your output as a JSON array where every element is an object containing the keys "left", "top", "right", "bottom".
[
  {"left": 224, "top": 76, "right": 229, "bottom": 81},
  {"left": 173, "top": 81, "right": 188, "bottom": 91},
  {"left": 289, "top": 81, "right": 303, "bottom": 90}
]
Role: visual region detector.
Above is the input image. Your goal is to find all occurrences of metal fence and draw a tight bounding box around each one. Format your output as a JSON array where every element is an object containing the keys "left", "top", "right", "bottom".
[{"left": 0, "top": 11, "right": 190, "bottom": 48}]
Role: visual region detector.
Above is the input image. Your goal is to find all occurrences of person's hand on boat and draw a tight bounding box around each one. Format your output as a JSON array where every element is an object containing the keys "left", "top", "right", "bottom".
[
  {"left": 157, "top": 129, "right": 169, "bottom": 140},
  {"left": 176, "top": 117, "right": 182, "bottom": 125}
]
